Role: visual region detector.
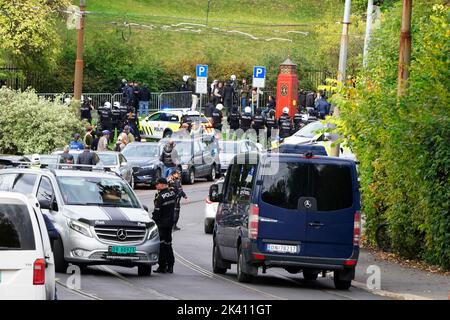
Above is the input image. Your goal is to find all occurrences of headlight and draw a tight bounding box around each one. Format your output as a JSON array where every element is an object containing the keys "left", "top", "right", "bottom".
[
  {"left": 142, "top": 165, "right": 155, "bottom": 170},
  {"left": 147, "top": 224, "right": 159, "bottom": 240},
  {"left": 181, "top": 164, "right": 189, "bottom": 170},
  {"left": 69, "top": 219, "right": 93, "bottom": 238}
]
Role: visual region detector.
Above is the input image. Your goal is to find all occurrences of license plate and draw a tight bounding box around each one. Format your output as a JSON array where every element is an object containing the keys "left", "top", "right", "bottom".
[
  {"left": 109, "top": 246, "right": 136, "bottom": 254},
  {"left": 266, "top": 244, "right": 299, "bottom": 254}
]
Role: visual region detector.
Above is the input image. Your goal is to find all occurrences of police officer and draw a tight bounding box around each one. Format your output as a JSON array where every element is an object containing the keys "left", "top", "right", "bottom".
[
  {"left": 111, "top": 102, "right": 122, "bottom": 133},
  {"left": 240, "top": 106, "right": 253, "bottom": 132},
  {"left": 168, "top": 171, "right": 187, "bottom": 231},
  {"left": 181, "top": 113, "right": 193, "bottom": 132},
  {"left": 293, "top": 109, "right": 303, "bottom": 132},
  {"left": 265, "top": 109, "right": 278, "bottom": 146},
  {"left": 126, "top": 106, "right": 138, "bottom": 139},
  {"left": 227, "top": 106, "right": 241, "bottom": 131},
  {"left": 80, "top": 96, "right": 93, "bottom": 123},
  {"left": 212, "top": 103, "right": 224, "bottom": 131},
  {"left": 252, "top": 108, "right": 265, "bottom": 143},
  {"left": 279, "top": 107, "right": 293, "bottom": 140},
  {"left": 119, "top": 101, "right": 129, "bottom": 128},
  {"left": 98, "top": 102, "right": 112, "bottom": 133},
  {"left": 152, "top": 178, "right": 177, "bottom": 274}
]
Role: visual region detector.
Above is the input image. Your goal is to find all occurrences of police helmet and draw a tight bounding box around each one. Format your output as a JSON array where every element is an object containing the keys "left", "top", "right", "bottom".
[
  {"left": 244, "top": 107, "right": 251, "bottom": 114},
  {"left": 113, "top": 101, "right": 120, "bottom": 108},
  {"left": 104, "top": 102, "right": 111, "bottom": 109},
  {"left": 216, "top": 104, "right": 224, "bottom": 111},
  {"left": 183, "top": 75, "right": 190, "bottom": 82},
  {"left": 230, "top": 75, "right": 236, "bottom": 81},
  {"left": 282, "top": 107, "right": 289, "bottom": 114}
]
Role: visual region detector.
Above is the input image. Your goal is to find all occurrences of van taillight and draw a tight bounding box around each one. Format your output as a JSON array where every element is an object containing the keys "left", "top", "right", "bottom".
[
  {"left": 33, "top": 259, "right": 45, "bottom": 285},
  {"left": 353, "top": 211, "right": 361, "bottom": 246},
  {"left": 248, "top": 204, "right": 259, "bottom": 240}
]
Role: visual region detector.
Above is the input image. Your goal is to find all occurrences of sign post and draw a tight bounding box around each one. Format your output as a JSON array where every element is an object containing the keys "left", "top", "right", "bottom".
[
  {"left": 252, "top": 66, "right": 266, "bottom": 113},
  {"left": 196, "top": 65, "right": 208, "bottom": 114}
]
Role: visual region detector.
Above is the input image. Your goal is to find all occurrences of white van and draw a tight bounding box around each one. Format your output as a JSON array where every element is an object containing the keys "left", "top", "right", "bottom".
[{"left": 0, "top": 192, "right": 55, "bottom": 300}]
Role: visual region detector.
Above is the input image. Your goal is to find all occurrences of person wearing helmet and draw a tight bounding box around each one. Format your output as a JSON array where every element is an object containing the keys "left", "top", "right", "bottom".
[
  {"left": 98, "top": 101, "right": 113, "bottom": 133},
  {"left": 222, "top": 80, "right": 235, "bottom": 114},
  {"left": 252, "top": 108, "right": 265, "bottom": 143},
  {"left": 265, "top": 109, "right": 278, "bottom": 146},
  {"left": 227, "top": 106, "right": 241, "bottom": 131},
  {"left": 80, "top": 96, "right": 93, "bottom": 124},
  {"left": 279, "top": 107, "right": 293, "bottom": 140},
  {"left": 240, "top": 106, "right": 253, "bottom": 132},
  {"left": 293, "top": 108, "right": 304, "bottom": 132},
  {"left": 111, "top": 101, "right": 122, "bottom": 133},
  {"left": 212, "top": 103, "right": 224, "bottom": 131}
]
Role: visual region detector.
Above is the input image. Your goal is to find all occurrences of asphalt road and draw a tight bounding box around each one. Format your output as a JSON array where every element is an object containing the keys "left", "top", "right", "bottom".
[{"left": 56, "top": 180, "right": 388, "bottom": 300}]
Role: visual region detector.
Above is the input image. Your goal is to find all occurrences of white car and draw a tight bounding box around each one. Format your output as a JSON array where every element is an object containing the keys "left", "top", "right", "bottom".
[
  {"left": 218, "top": 140, "right": 263, "bottom": 175},
  {"left": 0, "top": 192, "right": 56, "bottom": 300},
  {"left": 204, "top": 177, "right": 225, "bottom": 234}
]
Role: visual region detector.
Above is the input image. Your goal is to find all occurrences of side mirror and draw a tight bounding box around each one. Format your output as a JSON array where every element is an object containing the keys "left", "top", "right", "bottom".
[
  {"left": 38, "top": 199, "right": 51, "bottom": 210},
  {"left": 209, "top": 184, "right": 222, "bottom": 203},
  {"left": 121, "top": 161, "right": 127, "bottom": 167},
  {"left": 143, "top": 205, "right": 149, "bottom": 212}
]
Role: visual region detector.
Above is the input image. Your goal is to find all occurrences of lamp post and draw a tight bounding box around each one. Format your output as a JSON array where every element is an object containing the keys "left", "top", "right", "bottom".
[{"left": 73, "top": 0, "right": 86, "bottom": 101}]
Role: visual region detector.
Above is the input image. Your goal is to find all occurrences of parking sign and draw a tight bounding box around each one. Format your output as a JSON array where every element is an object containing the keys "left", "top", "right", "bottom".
[
  {"left": 253, "top": 66, "right": 266, "bottom": 88},
  {"left": 196, "top": 65, "right": 208, "bottom": 78},
  {"left": 196, "top": 64, "right": 208, "bottom": 94}
]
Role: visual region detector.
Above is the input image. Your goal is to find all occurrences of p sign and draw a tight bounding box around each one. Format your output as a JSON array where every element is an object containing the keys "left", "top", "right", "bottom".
[
  {"left": 253, "top": 66, "right": 266, "bottom": 88},
  {"left": 196, "top": 65, "right": 208, "bottom": 78}
]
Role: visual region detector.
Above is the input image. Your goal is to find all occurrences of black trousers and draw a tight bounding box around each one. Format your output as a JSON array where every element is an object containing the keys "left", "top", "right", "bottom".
[
  {"left": 174, "top": 204, "right": 180, "bottom": 226},
  {"left": 158, "top": 227, "right": 174, "bottom": 268}
]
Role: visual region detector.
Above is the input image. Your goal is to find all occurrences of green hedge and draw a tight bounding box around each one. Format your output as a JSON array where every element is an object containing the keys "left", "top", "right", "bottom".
[{"left": 332, "top": 2, "right": 449, "bottom": 269}]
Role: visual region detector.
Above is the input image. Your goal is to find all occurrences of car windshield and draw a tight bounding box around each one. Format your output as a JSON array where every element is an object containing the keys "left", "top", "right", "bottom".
[
  {"left": 294, "top": 122, "right": 324, "bottom": 138},
  {"left": 57, "top": 176, "right": 140, "bottom": 208},
  {"left": 0, "top": 202, "right": 36, "bottom": 251},
  {"left": 122, "top": 145, "right": 159, "bottom": 158},
  {"left": 97, "top": 153, "right": 117, "bottom": 166},
  {"left": 219, "top": 141, "right": 239, "bottom": 154},
  {"left": 188, "top": 115, "right": 209, "bottom": 124}
]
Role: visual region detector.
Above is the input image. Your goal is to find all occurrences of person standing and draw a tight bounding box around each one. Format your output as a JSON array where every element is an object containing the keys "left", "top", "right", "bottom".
[
  {"left": 152, "top": 178, "right": 177, "bottom": 274},
  {"left": 69, "top": 133, "right": 84, "bottom": 150},
  {"left": 76, "top": 145, "right": 98, "bottom": 171},
  {"left": 211, "top": 103, "right": 224, "bottom": 131},
  {"left": 91, "top": 131, "right": 102, "bottom": 151},
  {"left": 168, "top": 171, "right": 187, "bottom": 231},
  {"left": 222, "top": 80, "right": 235, "bottom": 114},
  {"left": 98, "top": 130, "right": 110, "bottom": 152},
  {"left": 111, "top": 102, "right": 122, "bottom": 134},
  {"left": 160, "top": 140, "right": 179, "bottom": 177},
  {"left": 315, "top": 91, "right": 331, "bottom": 119},
  {"left": 252, "top": 108, "right": 265, "bottom": 143},
  {"left": 114, "top": 135, "right": 126, "bottom": 152},
  {"left": 98, "top": 102, "right": 113, "bottom": 133},
  {"left": 59, "top": 146, "right": 74, "bottom": 164},
  {"left": 138, "top": 84, "right": 151, "bottom": 117},
  {"left": 213, "top": 82, "right": 223, "bottom": 107},
  {"left": 80, "top": 96, "right": 93, "bottom": 123},
  {"left": 240, "top": 107, "right": 253, "bottom": 133},
  {"left": 239, "top": 78, "right": 250, "bottom": 109},
  {"left": 279, "top": 107, "right": 293, "bottom": 141},
  {"left": 293, "top": 109, "right": 303, "bottom": 133},
  {"left": 265, "top": 109, "right": 278, "bottom": 147},
  {"left": 227, "top": 106, "right": 241, "bottom": 131},
  {"left": 83, "top": 125, "right": 94, "bottom": 148},
  {"left": 123, "top": 125, "right": 135, "bottom": 144}
]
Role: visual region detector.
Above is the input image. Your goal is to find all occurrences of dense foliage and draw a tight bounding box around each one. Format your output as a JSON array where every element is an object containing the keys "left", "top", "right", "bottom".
[
  {"left": 332, "top": 2, "right": 449, "bottom": 269},
  {"left": 0, "top": 87, "right": 84, "bottom": 155}
]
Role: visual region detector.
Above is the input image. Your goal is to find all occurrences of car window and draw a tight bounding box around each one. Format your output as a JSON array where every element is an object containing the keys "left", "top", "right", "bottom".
[
  {"left": 224, "top": 164, "right": 257, "bottom": 206},
  {"left": 37, "top": 177, "right": 56, "bottom": 205},
  {"left": 122, "top": 144, "right": 160, "bottom": 158},
  {"left": 167, "top": 114, "right": 179, "bottom": 122},
  {"left": 261, "top": 162, "right": 353, "bottom": 211},
  {"left": 148, "top": 113, "right": 161, "bottom": 121},
  {"left": 294, "top": 122, "right": 324, "bottom": 138},
  {"left": 0, "top": 173, "right": 37, "bottom": 195},
  {"left": 119, "top": 154, "right": 127, "bottom": 164},
  {"left": 0, "top": 203, "right": 36, "bottom": 250},
  {"left": 97, "top": 153, "right": 118, "bottom": 166}
]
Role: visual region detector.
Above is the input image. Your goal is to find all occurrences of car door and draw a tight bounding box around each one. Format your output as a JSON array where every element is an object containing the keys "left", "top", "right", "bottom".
[
  {"left": 118, "top": 154, "right": 131, "bottom": 182},
  {"left": 201, "top": 141, "right": 214, "bottom": 175},
  {"left": 35, "top": 176, "right": 60, "bottom": 225},
  {"left": 144, "top": 112, "right": 161, "bottom": 138},
  {"left": 192, "top": 140, "right": 204, "bottom": 177}
]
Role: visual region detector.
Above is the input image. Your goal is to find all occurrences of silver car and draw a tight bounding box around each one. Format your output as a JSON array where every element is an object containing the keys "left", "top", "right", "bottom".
[
  {"left": 0, "top": 168, "right": 159, "bottom": 276},
  {"left": 96, "top": 151, "right": 134, "bottom": 188}
]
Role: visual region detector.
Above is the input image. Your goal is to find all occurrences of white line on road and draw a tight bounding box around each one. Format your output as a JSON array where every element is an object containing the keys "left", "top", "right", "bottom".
[{"left": 56, "top": 280, "right": 103, "bottom": 300}]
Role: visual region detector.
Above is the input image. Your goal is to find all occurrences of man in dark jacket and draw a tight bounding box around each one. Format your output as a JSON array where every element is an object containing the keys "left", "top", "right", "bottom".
[
  {"left": 211, "top": 103, "right": 224, "bottom": 131},
  {"left": 240, "top": 106, "right": 253, "bottom": 132},
  {"left": 227, "top": 106, "right": 241, "bottom": 131},
  {"left": 160, "top": 140, "right": 179, "bottom": 177},
  {"left": 265, "top": 109, "right": 278, "bottom": 147},
  {"left": 76, "top": 145, "right": 98, "bottom": 171},
  {"left": 138, "top": 84, "right": 151, "bottom": 117},
  {"left": 293, "top": 109, "right": 303, "bottom": 132},
  {"left": 222, "top": 80, "right": 235, "bottom": 114},
  {"left": 252, "top": 108, "right": 265, "bottom": 143},
  {"left": 168, "top": 171, "right": 187, "bottom": 231},
  {"left": 315, "top": 91, "right": 331, "bottom": 119},
  {"left": 152, "top": 178, "right": 177, "bottom": 274}
]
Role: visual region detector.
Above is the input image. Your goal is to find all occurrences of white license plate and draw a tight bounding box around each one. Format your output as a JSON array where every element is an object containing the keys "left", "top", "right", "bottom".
[{"left": 266, "top": 244, "right": 299, "bottom": 254}]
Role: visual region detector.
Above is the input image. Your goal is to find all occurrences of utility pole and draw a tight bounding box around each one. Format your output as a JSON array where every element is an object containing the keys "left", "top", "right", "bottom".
[
  {"left": 363, "top": 0, "right": 374, "bottom": 68},
  {"left": 73, "top": 0, "right": 86, "bottom": 101},
  {"left": 206, "top": 0, "right": 212, "bottom": 27},
  {"left": 331, "top": 0, "right": 351, "bottom": 157},
  {"left": 397, "top": 0, "right": 412, "bottom": 97}
]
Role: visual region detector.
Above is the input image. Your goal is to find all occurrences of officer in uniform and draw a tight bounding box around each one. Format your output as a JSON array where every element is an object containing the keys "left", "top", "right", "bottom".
[
  {"left": 211, "top": 103, "right": 224, "bottom": 131},
  {"left": 265, "top": 109, "right": 278, "bottom": 147},
  {"left": 240, "top": 106, "right": 253, "bottom": 133},
  {"left": 126, "top": 106, "right": 138, "bottom": 139},
  {"left": 279, "top": 107, "right": 293, "bottom": 141},
  {"left": 80, "top": 96, "right": 93, "bottom": 123},
  {"left": 293, "top": 109, "right": 303, "bottom": 133},
  {"left": 111, "top": 102, "right": 122, "bottom": 133},
  {"left": 98, "top": 102, "right": 112, "bottom": 133},
  {"left": 227, "top": 106, "right": 241, "bottom": 131},
  {"left": 252, "top": 108, "right": 265, "bottom": 143},
  {"left": 119, "top": 101, "right": 129, "bottom": 128},
  {"left": 168, "top": 171, "right": 187, "bottom": 231},
  {"left": 152, "top": 178, "right": 177, "bottom": 274}
]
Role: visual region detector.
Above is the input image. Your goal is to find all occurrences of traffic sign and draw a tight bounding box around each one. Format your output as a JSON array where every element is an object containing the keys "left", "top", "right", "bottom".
[
  {"left": 196, "top": 64, "right": 208, "bottom": 94},
  {"left": 252, "top": 66, "right": 266, "bottom": 88}
]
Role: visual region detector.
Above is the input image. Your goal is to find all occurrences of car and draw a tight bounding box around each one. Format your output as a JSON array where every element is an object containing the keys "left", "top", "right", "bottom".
[
  {"left": 274, "top": 143, "right": 328, "bottom": 156},
  {"left": 96, "top": 151, "right": 134, "bottom": 188},
  {"left": 0, "top": 192, "right": 56, "bottom": 300},
  {"left": 211, "top": 152, "right": 361, "bottom": 290},
  {"left": 218, "top": 140, "right": 263, "bottom": 175},
  {"left": 52, "top": 149, "right": 101, "bottom": 165},
  {"left": 160, "top": 137, "right": 219, "bottom": 184},
  {"left": 121, "top": 142, "right": 164, "bottom": 188},
  {"left": 0, "top": 155, "right": 31, "bottom": 169},
  {"left": 139, "top": 109, "right": 215, "bottom": 140},
  {"left": 204, "top": 177, "right": 225, "bottom": 234},
  {"left": 0, "top": 168, "right": 160, "bottom": 276}
]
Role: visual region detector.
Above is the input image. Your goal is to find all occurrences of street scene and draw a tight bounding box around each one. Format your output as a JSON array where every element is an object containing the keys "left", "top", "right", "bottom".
[{"left": 0, "top": 0, "right": 449, "bottom": 309}]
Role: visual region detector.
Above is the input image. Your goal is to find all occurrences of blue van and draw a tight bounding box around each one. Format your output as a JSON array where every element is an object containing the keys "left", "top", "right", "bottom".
[{"left": 210, "top": 152, "right": 361, "bottom": 290}]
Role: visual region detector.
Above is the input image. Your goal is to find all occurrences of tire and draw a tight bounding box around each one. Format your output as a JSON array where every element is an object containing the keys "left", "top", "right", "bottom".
[
  {"left": 212, "top": 244, "right": 227, "bottom": 274},
  {"left": 376, "top": 223, "right": 392, "bottom": 253},
  {"left": 207, "top": 165, "right": 216, "bottom": 181},
  {"left": 204, "top": 220, "right": 214, "bottom": 234},
  {"left": 54, "top": 238, "right": 68, "bottom": 273},
  {"left": 236, "top": 248, "right": 253, "bottom": 283},
  {"left": 303, "top": 270, "right": 319, "bottom": 281},
  {"left": 129, "top": 175, "right": 135, "bottom": 189},
  {"left": 333, "top": 271, "right": 352, "bottom": 290},
  {"left": 152, "top": 169, "right": 161, "bottom": 189},
  {"left": 138, "top": 264, "right": 152, "bottom": 276},
  {"left": 188, "top": 168, "right": 195, "bottom": 185}
]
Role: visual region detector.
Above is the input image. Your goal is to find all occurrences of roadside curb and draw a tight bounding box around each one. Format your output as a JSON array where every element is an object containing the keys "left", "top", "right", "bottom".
[{"left": 351, "top": 280, "right": 433, "bottom": 300}]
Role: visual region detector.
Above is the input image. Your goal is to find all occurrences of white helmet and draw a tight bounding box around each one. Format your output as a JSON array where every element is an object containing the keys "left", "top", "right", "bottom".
[
  {"left": 244, "top": 106, "right": 251, "bottom": 114},
  {"left": 31, "top": 154, "right": 40, "bottom": 165},
  {"left": 216, "top": 104, "right": 224, "bottom": 111},
  {"left": 230, "top": 75, "right": 236, "bottom": 81},
  {"left": 64, "top": 97, "right": 71, "bottom": 105},
  {"left": 183, "top": 75, "right": 190, "bottom": 82},
  {"left": 302, "top": 114, "right": 309, "bottom": 122},
  {"left": 283, "top": 107, "right": 289, "bottom": 114},
  {"left": 104, "top": 102, "right": 111, "bottom": 109},
  {"left": 113, "top": 101, "right": 120, "bottom": 108}
]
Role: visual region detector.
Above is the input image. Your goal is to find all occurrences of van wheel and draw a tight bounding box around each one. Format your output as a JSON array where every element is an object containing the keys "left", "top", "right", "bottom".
[
  {"left": 212, "top": 244, "right": 227, "bottom": 274},
  {"left": 188, "top": 169, "right": 195, "bottom": 184},
  {"left": 207, "top": 165, "right": 216, "bottom": 181},
  {"left": 138, "top": 265, "right": 152, "bottom": 276},
  {"left": 333, "top": 271, "right": 352, "bottom": 290},
  {"left": 303, "top": 270, "right": 319, "bottom": 281},
  {"left": 54, "top": 239, "right": 68, "bottom": 273},
  {"left": 236, "top": 248, "right": 253, "bottom": 283}
]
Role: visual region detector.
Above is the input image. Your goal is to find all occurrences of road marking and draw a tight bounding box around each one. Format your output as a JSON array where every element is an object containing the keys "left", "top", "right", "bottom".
[
  {"left": 56, "top": 280, "right": 103, "bottom": 300},
  {"left": 174, "top": 251, "right": 288, "bottom": 300},
  {"left": 351, "top": 280, "right": 432, "bottom": 300}
]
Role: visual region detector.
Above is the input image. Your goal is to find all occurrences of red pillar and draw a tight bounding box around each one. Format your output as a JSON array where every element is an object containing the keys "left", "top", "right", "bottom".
[{"left": 275, "top": 58, "right": 299, "bottom": 119}]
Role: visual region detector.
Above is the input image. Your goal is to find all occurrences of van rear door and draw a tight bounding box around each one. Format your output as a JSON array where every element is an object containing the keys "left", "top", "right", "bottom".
[{"left": 0, "top": 197, "right": 44, "bottom": 300}]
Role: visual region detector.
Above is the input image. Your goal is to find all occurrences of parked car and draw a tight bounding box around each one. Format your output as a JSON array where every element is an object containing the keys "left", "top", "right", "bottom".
[
  {"left": 160, "top": 137, "right": 219, "bottom": 184},
  {"left": 211, "top": 152, "right": 361, "bottom": 290},
  {"left": 204, "top": 177, "right": 225, "bottom": 234},
  {"left": 0, "top": 192, "right": 56, "bottom": 300},
  {"left": 0, "top": 155, "right": 31, "bottom": 169},
  {"left": 218, "top": 140, "right": 263, "bottom": 175},
  {"left": 96, "top": 151, "right": 134, "bottom": 188},
  {"left": 0, "top": 168, "right": 160, "bottom": 276},
  {"left": 121, "top": 142, "right": 163, "bottom": 188},
  {"left": 52, "top": 150, "right": 101, "bottom": 165},
  {"left": 274, "top": 143, "right": 328, "bottom": 156}
]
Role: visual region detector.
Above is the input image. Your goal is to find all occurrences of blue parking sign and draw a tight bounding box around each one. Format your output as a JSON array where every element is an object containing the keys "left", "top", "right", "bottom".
[
  {"left": 196, "top": 65, "right": 208, "bottom": 78},
  {"left": 253, "top": 66, "right": 266, "bottom": 79}
]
